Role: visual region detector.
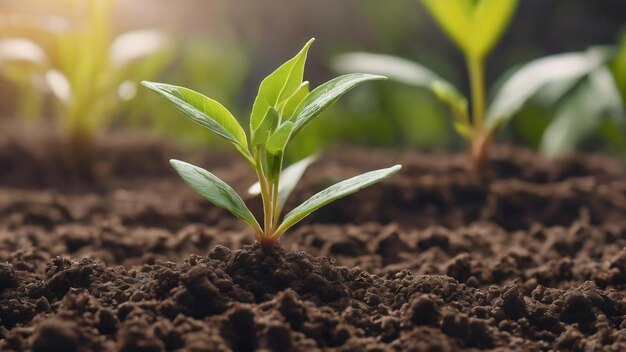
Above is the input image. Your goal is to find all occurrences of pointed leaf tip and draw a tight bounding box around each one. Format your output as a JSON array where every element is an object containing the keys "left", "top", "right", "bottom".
[{"left": 250, "top": 38, "right": 315, "bottom": 131}]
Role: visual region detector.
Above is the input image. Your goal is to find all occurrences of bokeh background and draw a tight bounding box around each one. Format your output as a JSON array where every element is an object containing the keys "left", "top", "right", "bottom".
[{"left": 1, "top": 0, "right": 625, "bottom": 160}]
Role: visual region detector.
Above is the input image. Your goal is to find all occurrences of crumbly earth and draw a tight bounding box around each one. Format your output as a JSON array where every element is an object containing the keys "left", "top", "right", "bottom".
[{"left": 1, "top": 127, "right": 626, "bottom": 351}]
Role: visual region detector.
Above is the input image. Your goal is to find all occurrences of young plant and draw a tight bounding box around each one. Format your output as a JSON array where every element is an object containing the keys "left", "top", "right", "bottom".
[
  {"left": 143, "top": 39, "right": 401, "bottom": 246},
  {"left": 333, "top": 0, "right": 614, "bottom": 169}
]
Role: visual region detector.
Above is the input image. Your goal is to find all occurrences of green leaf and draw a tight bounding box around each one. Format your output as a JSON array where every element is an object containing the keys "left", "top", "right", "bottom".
[
  {"left": 276, "top": 165, "right": 401, "bottom": 235},
  {"left": 264, "top": 152, "right": 282, "bottom": 182},
  {"left": 110, "top": 29, "right": 169, "bottom": 68},
  {"left": 470, "top": 0, "right": 518, "bottom": 58},
  {"left": 614, "top": 32, "right": 626, "bottom": 104},
  {"left": 432, "top": 80, "right": 469, "bottom": 124},
  {"left": 251, "top": 107, "right": 279, "bottom": 146},
  {"left": 454, "top": 121, "right": 473, "bottom": 140},
  {"left": 170, "top": 159, "right": 261, "bottom": 233},
  {"left": 250, "top": 38, "right": 314, "bottom": 131},
  {"left": 266, "top": 121, "right": 294, "bottom": 155},
  {"left": 280, "top": 81, "right": 309, "bottom": 120},
  {"left": 142, "top": 81, "right": 249, "bottom": 154},
  {"left": 333, "top": 53, "right": 468, "bottom": 122},
  {"left": 291, "top": 73, "right": 386, "bottom": 138},
  {"left": 421, "top": 0, "right": 518, "bottom": 59},
  {"left": 487, "top": 49, "right": 611, "bottom": 131},
  {"left": 421, "top": 0, "right": 473, "bottom": 54},
  {"left": 540, "top": 68, "right": 625, "bottom": 157},
  {"left": 0, "top": 38, "right": 49, "bottom": 66},
  {"left": 334, "top": 53, "right": 439, "bottom": 87}
]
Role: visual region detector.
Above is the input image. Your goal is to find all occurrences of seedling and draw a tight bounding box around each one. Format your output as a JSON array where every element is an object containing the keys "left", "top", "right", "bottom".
[
  {"left": 143, "top": 39, "right": 401, "bottom": 245},
  {"left": 334, "top": 0, "right": 612, "bottom": 169}
]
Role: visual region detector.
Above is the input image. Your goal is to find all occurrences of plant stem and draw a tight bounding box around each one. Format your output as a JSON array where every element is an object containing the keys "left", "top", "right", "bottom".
[
  {"left": 261, "top": 177, "right": 273, "bottom": 237},
  {"left": 253, "top": 148, "right": 273, "bottom": 241},
  {"left": 467, "top": 56, "right": 486, "bottom": 132},
  {"left": 271, "top": 180, "right": 280, "bottom": 229},
  {"left": 470, "top": 132, "right": 491, "bottom": 172},
  {"left": 466, "top": 55, "right": 489, "bottom": 171},
  {"left": 270, "top": 155, "right": 284, "bottom": 230}
]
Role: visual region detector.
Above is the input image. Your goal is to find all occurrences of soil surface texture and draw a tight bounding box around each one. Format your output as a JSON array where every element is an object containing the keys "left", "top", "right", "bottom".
[{"left": 1, "top": 126, "right": 626, "bottom": 351}]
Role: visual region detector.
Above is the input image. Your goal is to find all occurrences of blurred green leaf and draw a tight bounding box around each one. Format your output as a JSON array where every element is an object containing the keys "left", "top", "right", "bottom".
[
  {"left": 421, "top": 0, "right": 518, "bottom": 58},
  {"left": 598, "top": 119, "right": 626, "bottom": 157},
  {"left": 454, "top": 122, "right": 473, "bottom": 139},
  {"left": 614, "top": 32, "right": 626, "bottom": 104},
  {"left": 333, "top": 53, "right": 468, "bottom": 125},
  {"left": 540, "top": 68, "right": 625, "bottom": 156},
  {"left": 470, "top": 0, "right": 519, "bottom": 58},
  {"left": 421, "top": 0, "right": 473, "bottom": 54},
  {"left": 334, "top": 53, "right": 443, "bottom": 87},
  {"left": 0, "top": 38, "right": 49, "bottom": 65},
  {"left": 109, "top": 30, "right": 169, "bottom": 68},
  {"left": 487, "top": 49, "right": 611, "bottom": 131}
]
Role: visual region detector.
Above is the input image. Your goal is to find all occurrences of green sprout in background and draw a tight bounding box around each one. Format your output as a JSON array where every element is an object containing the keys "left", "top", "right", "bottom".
[
  {"left": 334, "top": 0, "right": 624, "bottom": 169},
  {"left": 144, "top": 39, "right": 401, "bottom": 246},
  {"left": 536, "top": 50, "right": 624, "bottom": 157},
  {"left": 0, "top": 0, "right": 172, "bottom": 151},
  {"left": 614, "top": 32, "right": 626, "bottom": 107}
]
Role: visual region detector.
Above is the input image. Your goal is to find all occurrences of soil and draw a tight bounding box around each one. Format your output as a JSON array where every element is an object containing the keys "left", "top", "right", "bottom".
[{"left": 1, "top": 125, "right": 626, "bottom": 351}]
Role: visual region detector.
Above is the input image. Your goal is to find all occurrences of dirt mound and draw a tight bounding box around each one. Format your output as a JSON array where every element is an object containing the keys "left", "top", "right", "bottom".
[{"left": 2, "top": 244, "right": 626, "bottom": 351}]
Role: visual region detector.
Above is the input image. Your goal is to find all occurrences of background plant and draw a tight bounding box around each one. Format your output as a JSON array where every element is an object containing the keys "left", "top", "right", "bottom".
[
  {"left": 0, "top": 0, "right": 173, "bottom": 150},
  {"left": 1, "top": 0, "right": 623, "bottom": 160},
  {"left": 334, "top": 0, "right": 624, "bottom": 168},
  {"left": 533, "top": 49, "right": 625, "bottom": 157},
  {"left": 614, "top": 32, "right": 626, "bottom": 107},
  {"left": 144, "top": 39, "right": 400, "bottom": 245}
]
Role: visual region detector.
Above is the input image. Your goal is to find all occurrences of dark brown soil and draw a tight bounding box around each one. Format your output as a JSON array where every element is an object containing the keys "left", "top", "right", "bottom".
[{"left": 1, "top": 125, "right": 626, "bottom": 351}]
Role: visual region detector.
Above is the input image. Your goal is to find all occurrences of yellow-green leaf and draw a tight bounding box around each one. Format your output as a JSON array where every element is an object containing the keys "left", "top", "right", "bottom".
[
  {"left": 266, "top": 121, "right": 294, "bottom": 155},
  {"left": 421, "top": 0, "right": 518, "bottom": 59},
  {"left": 421, "top": 0, "right": 473, "bottom": 54},
  {"left": 470, "top": 0, "right": 518, "bottom": 58},
  {"left": 280, "top": 81, "right": 309, "bottom": 121},
  {"left": 487, "top": 49, "right": 609, "bottom": 130},
  {"left": 333, "top": 53, "right": 468, "bottom": 124},
  {"left": 250, "top": 38, "right": 314, "bottom": 131},
  {"left": 251, "top": 107, "right": 279, "bottom": 146}
]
